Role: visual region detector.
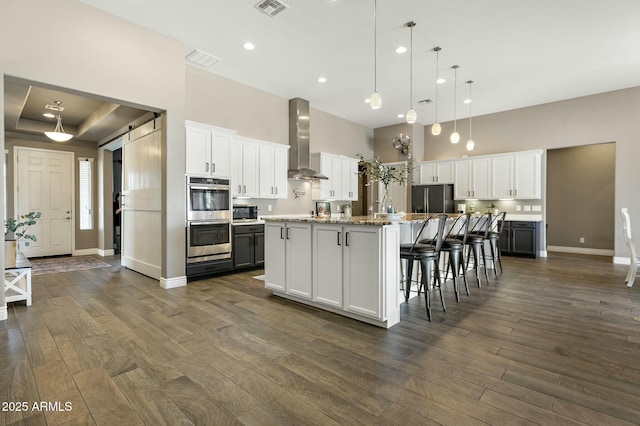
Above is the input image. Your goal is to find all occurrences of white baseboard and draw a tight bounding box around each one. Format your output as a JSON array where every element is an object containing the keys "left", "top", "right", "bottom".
[
  {"left": 160, "top": 276, "right": 187, "bottom": 289},
  {"left": 547, "top": 246, "right": 614, "bottom": 256},
  {"left": 98, "top": 249, "right": 115, "bottom": 257},
  {"left": 73, "top": 248, "right": 99, "bottom": 256},
  {"left": 613, "top": 256, "right": 631, "bottom": 265},
  {"left": 0, "top": 305, "right": 7, "bottom": 321}
]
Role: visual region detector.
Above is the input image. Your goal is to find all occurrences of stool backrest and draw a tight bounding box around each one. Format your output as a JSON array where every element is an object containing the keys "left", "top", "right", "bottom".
[
  {"left": 469, "top": 212, "right": 492, "bottom": 237},
  {"left": 445, "top": 213, "right": 471, "bottom": 243},
  {"left": 432, "top": 213, "right": 448, "bottom": 251},
  {"left": 491, "top": 211, "right": 507, "bottom": 234}
]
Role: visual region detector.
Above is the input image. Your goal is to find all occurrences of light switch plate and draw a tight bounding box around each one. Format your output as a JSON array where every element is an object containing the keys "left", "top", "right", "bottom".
[
  {"left": 532, "top": 205, "right": 542, "bottom": 211},
  {"left": 524, "top": 205, "right": 532, "bottom": 211},
  {"left": 516, "top": 205, "right": 522, "bottom": 211}
]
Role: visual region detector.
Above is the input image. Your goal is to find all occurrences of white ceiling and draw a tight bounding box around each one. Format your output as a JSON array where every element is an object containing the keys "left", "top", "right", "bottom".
[{"left": 76, "top": 0, "right": 640, "bottom": 130}]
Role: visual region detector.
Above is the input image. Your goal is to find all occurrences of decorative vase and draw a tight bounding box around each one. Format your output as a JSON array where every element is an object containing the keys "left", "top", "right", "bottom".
[
  {"left": 4, "top": 239, "right": 17, "bottom": 268},
  {"left": 381, "top": 185, "right": 395, "bottom": 213}
]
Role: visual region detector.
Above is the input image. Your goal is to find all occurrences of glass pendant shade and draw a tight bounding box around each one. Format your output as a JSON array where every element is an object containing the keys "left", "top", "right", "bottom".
[
  {"left": 406, "top": 108, "right": 417, "bottom": 124},
  {"left": 450, "top": 131, "right": 460, "bottom": 144},
  {"left": 466, "top": 139, "right": 475, "bottom": 151},
  {"left": 370, "top": 91, "right": 382, "bottom": 109},
  {"left": 44, "top": 115, "right": 73, "bottom": 142},
  {"left": 431, "top": 122, "right": 441, "bottom": 135}
]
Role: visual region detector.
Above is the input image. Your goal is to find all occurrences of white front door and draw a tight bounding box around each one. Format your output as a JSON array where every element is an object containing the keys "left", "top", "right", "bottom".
[
  {"left": 121, "top": 119, "right": 162, "bottom": 279},
  {"left": 15, "top": 147, "right": 73, "bottom": 257}
]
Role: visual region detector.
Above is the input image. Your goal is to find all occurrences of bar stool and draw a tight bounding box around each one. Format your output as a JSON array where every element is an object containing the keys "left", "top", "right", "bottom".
[
  {"left": 460, "top": 212, "right": 492, "bottom": 288},
  {"left": 486, "top": 212, "right": 507, "bottom": 276},
  {"left": 429, "top": 213, "right": 471, "bottom": 302},
  {"left": 400, "top": 213, "right": 448, "bottom": 321}
]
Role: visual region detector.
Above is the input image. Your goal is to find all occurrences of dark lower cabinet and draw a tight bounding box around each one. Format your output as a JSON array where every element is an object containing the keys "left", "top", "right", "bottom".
[
  {"left": 233, "top": 224, "right": 265, "bottom": 269},
  {"left": 499, "top": 221, "right": 538, "bottom": 258}
]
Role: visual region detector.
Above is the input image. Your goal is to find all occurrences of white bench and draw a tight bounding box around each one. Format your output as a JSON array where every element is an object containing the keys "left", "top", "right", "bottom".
[{"left": 4, "top": 253, "right": 32, "bottom": 306}]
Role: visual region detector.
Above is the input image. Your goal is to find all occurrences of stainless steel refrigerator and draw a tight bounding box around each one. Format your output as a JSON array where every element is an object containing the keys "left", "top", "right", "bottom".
[{"left": 411, "top": 184, "right": 455, "bottom": 213}]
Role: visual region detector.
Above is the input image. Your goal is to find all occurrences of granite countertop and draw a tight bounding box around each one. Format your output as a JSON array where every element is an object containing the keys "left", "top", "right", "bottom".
[{"left": 261, "top": 212, "right": 543, "bottom": 225}]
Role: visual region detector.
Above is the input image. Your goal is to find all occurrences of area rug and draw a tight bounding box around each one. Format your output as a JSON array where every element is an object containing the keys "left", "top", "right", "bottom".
[{"left": 29, "top": 255, "right": 112, "bottom": 276}]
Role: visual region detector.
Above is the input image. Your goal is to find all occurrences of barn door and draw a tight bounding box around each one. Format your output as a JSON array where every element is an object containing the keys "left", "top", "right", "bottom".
[{"left": 121, "top": 118, "right": 162, "bottom": 279}]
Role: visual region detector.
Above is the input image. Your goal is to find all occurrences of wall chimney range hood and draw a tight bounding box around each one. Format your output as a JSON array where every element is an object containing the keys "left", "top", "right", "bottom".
[{"left": 288, "top": 98, "right": 328, "bottom": 180}]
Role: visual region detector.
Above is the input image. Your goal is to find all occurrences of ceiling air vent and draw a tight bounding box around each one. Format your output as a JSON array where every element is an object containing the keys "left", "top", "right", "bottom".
[
  {"left": 255, "top": 0, "right": 288, "bottom": 17},
  {"left": 185, "top": 49, "right": 221, "bottom": 68}
]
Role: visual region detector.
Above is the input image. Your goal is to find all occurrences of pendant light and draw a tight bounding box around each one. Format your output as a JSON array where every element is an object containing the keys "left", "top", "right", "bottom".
[
  {"left": 44, "top": 101, "right": 73, "bottom": 142},
  {"left": 370, "top": 0, "right": 381, "bottom": 109},
  {"left": 466, "top": 80, "right": 475, "bottom": 151},
  {"left": 405, "top": 21, "right": 417, "bottom": 124},
  {"left": 431, "top": 47, "right": 442, "bottom": 135},
  {"left": 450, "top": 65, "right": 460, "bottom": 144}
]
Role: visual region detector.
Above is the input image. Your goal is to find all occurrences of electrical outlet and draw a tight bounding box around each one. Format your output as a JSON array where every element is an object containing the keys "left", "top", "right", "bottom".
[
  {"left": 516, "top": 205, "right": 522, "bottom": 211},
  {"left": 524, "top": 205, "right": 531, "bottom": 212},
  {"left": 268, "top": 204, "right": 272, "bottom": 212},
  {"left": 579, "top": 237, "right": 585, "bottom": 244},
  {"left": 532, "top": 205, "right": 541, "bottom": 212}
]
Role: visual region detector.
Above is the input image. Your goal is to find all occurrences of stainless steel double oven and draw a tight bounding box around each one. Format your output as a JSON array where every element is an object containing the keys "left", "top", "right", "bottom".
[{"left": 186, "top": 176, "right": 232, "bottom": 265}]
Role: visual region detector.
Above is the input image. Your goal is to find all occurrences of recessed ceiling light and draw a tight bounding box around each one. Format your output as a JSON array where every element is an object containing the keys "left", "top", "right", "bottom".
[
  {"left": 395, "top": 46, "right": 407, "bottom": 54},
  {"left": 317, "top": 77, "right": 327, "bottom": 83},
  {"left": 42, "top": 113, "right": 55, "bottom": 118},
  {"left": 243, "top": 42, "right": 255, "bottom": 50},
  {"left": 364, "top": 98, "right": 371, "bottom": 104},
  {"left": 437, "top": 78, "right": 446, "bottom": 84},
  {"left": 464, "top": 98, "right": 472, "bottom": 104},
  {"left": 397, "top": 114, "right": 404, "bottom": 118}
]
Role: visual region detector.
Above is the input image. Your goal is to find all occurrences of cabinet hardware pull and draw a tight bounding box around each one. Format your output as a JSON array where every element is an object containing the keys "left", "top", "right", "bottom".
[
  {"left": 238, "top": 185, "right": 242, "bottom": 193},
  {"left": 337, "top": 231, "right": 341, "bottom": 246},
  {"left": 271, "top": 187, "right": 274, "bottom": 194},
  {"left": 275, "top": 187, "right": 278, "bottom": 195},
  {"left": 286, "top": 228, "right": 290, "bottom": 239},
  {"left": 205, "top": 163, "right": 209, "bottom": 172},
  {"left": 345, "top": 232, "right": 350, "bottom": 246},
  {"left": 280, "top": 227, "right": 284, "bottom": 239},
  {"left": 514, "top": 189, "right": 517, "bottom": 196},
  {"left": 243, "top": 185, "right": 246, "bottom": 194},
  {"left": 212, "top": 163, "right": 215, "bottom": 173}
]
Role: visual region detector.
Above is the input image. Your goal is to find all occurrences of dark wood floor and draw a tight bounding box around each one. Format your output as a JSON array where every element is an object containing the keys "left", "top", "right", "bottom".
[{"left": 2, "top": 253, "right": 639, "bottom": 425}]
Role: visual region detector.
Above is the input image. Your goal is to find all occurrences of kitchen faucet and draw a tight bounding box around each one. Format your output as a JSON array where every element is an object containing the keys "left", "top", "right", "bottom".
[{"left": 368, "top": 200, "right": 381, "bottom": 214}]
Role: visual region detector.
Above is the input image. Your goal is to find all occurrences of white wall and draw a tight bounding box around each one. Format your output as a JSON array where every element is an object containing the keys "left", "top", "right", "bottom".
[
  {"left": 423, "top": 87, "right": 640, "bottom": 258},
  {"left": 0, "top": 0, "right": 186, "bottom": 280}
]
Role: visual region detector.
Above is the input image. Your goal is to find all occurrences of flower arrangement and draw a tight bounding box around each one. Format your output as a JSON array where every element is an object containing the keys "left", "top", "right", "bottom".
[
  {"left": 5, "top": 211, "right": 41, "bottom": 246},
  {"left": 356, "top": 153, "right": 414, "bottom": 187}
]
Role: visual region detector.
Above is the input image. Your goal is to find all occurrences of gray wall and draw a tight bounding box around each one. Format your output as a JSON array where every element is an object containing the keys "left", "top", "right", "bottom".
[
  {"left": 424, "top": 87, "right": 640, "bottom": 258},
  {"left": 547, "top": 143, "right": 615, "bottom": 250}
]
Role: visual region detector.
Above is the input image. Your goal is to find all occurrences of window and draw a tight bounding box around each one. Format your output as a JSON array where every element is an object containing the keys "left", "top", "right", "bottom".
[{"left": 79, "top": 158, "right": 94, "bottom": 230}]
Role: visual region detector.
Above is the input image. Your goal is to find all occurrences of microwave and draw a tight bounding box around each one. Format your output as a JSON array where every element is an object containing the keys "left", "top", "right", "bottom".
[{"left": 233, "top": 205, "right": 258, "bottom": 222}]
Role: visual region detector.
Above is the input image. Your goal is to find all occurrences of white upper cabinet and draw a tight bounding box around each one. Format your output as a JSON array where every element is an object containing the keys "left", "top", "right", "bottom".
[
  {"left": 185, "top": 121, "right": 234, "bottom": 177},
  {"left": 310, "top": 152, "right": 359, "bottom": 201},
  {"left": 491, "top": 150, "right": 542, "bottom": 199},
  {"left": 454, "top": 157, "right": 491, "bottom": 200},
  {"left": 259, "top": 142, "right": 289, "bottom": 199},
  {"left": 230, "top": 136, "right": 259, "bottom": 198},
  {"left": 419, "top": 160, "right": 455, "bottom": 184}
]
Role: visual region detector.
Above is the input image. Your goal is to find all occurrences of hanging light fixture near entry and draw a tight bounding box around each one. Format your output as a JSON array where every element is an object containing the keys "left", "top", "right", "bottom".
[
  {"left": 466, "top": 80, "right": 476, "bottom": 151},
  {"left": 405, "top": 21, "right": 417, "bottom": 124},
  {"left": 449, "top": 65, "right": 460, "bottom": 144},
  {"left": 44, "top": 101, "right": 73, "bottom": 142},
  {"left": 431, "top": 47, "right": 442, "bottom": 135},
  {"left": 369, "top": 0, "right": 382, "bottom": 109}
]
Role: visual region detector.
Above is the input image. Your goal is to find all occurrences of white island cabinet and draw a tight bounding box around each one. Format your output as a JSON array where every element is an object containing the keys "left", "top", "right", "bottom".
[
  {"left": 264, "top": 221, "right": 312, "bottom": 298},
  {"left": 266, "top": 217, "right": 401, "bottom": 328}
]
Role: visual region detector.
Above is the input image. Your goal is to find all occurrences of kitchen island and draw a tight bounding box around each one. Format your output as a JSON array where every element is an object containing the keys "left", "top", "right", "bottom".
[{"left": 263, "top": 213, "right": 440, "bottom": 328}]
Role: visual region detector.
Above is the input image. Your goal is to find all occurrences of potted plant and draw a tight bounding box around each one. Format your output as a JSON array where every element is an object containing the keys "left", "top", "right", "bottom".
[
  {"left": 357, "top": 153, "right": 414, "bottom": 213},
  {"left": 4, "top": 211, "right": 41, "bottom": 267}
]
